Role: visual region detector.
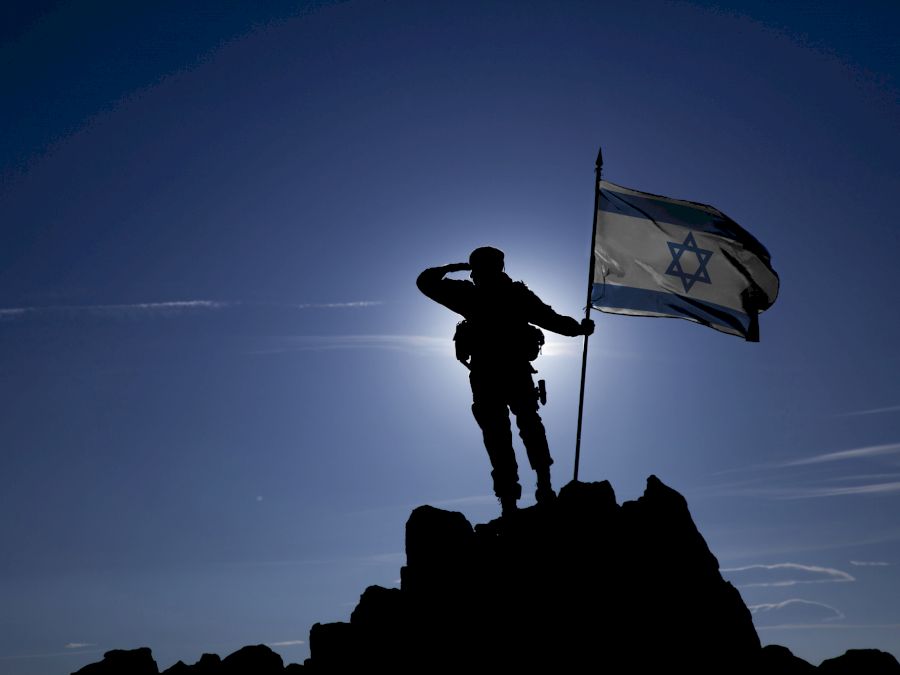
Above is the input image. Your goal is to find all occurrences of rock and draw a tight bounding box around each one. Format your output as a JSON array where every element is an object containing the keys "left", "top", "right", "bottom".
[
  {"left": 819, "top": 648, "right": 900, "bottom": 674},
  {"left": 307, "top": 476, "right": 763, "bottom": 673},
  {"left": 308, "top": 621, "right": 356, "bottom": 671},
  {"left": 220, "top": 644, "right": 283, "bottom": 674},
  {"left": 73, "top": 647, "right": 158, "bottom": 675},
  {"left": 756, "top": 644, "right": 817, "bottom": 674},
  {"left": 193, "top": 653, "right": 223, "bottom": 674},
  {"left": 74, "top": 475, "right": 900, "bottom": 674},
  {"left": 161, "top": 653, "right": 221, "bottom": 674}
]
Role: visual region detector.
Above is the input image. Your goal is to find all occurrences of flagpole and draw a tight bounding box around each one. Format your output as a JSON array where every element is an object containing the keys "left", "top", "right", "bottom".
[{"left": 573, "top": 146, "right": 603, "bottom": 482}]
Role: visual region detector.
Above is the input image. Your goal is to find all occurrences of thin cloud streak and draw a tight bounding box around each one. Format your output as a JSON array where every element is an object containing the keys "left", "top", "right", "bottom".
[
  {"left": 788, "top": 481, "right": 900, "bottom": 498},
  {"left": 782, "top": 443, "right": 900, "bottom": 467},
  {"left": 287, "top": 301, "right": 382, "bottom": 309},
  {"left": 65, "top": 643, "right": 96, "bottom": 649},
  {"left": 427, "top": 495, "right": 497, "bottom": 507},
  {"left": 850, "top": 560, "right": 891, "bottom": 566},
  {"left": 701, "top": 476, "right": 900, "bottom": 500},
  {"left": 840, "top": 404, "right": 900, "bottom": 417},
  {"left": 722, "top": 562, "right": 854, "bottom": 587},
  {"left": 250, "top": 335, "right": 450, "bottom": 355},
  {"left": 749, "top": 598, "right": 845, "bottom": 621},
  {"left": 0, "top": 300, "right": 227, "bottom": 317},
  {"left": 731, "top": 482, "right": 900, "bottom": 500},
  {"left": 266, "top": 640, "right": 305, "bottom": 647},
  {"left": 251, "top": 334, "right": 579, "bottom": 357},
  {"left": 830, "top": 472, "right": 900, "bottom": 483},
  {"left": 0, "top": 299, "right": 381, "bottom": 319},
  {"left": 358, "top": 552, "right": 405, "bottom": 565},
  {"left": 0, "top": 648, "right": 104, "bottom": 660},
  {"left": 757, "top": 623, "right": 900, "bottom": 631}
]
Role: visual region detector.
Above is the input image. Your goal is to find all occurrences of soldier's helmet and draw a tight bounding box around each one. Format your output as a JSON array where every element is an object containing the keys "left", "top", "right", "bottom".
[{"left": 469, "top": 246, "right": 505, "bottom": 273}]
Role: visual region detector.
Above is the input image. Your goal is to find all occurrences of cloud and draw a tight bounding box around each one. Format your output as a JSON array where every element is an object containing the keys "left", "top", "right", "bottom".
[
  {"left": 840, "top": 404, "right": 900, "bottom": 417},
  {"left": 0, "top": 647, "right": 103, "bottom": 660},
  {"left": 703, "top": 474, "right": 900, "bottom": 500},
  {"left": 428, "top": 495, "right": 497, "bottom": 507},
  {"left": 0, "top": 300, "right": 227, "bottom": 318},
  {"left": 287, "top": 301, "right": 382, "bottom": 309},
  {"left": 64, "top": 643, "right": 96, "bottom": 649},
  {"left": 781, "top": 443, "right": 900, "bottom": 467},
  {"left": 0, "top": 299, "right": 381, "bottom": 320},
  {"left": 358, "top": 552, "right": 405, "bottom": 565},
  {"left": 787, "top": 481, "right": 900, "bottom": 498},
  {"left": 721, "top": 562, "right": 854, "bottom": 587},
  {"left": 749, "top": 598, "right": 844, "bottom": 625},
  {"left": 831, "top": 472, "right": 900, "bottom": 483},
  {"left": 266, "top": 640, "right": 305, "bottom": 647},
  {"left": 251, "top": 333, "right": 579, "bottom": 357},
  {"left": 250, "top": 334, "right": 449, "bottom": 355},
  {"left": 850, "top": 560, "right": 891, "bottom": 566}
]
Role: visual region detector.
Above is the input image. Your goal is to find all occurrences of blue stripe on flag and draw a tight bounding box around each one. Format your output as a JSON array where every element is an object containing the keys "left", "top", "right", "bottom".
[
  {"left": 591, "top": 283, "right": 754, "bottom": 338},
  {"left": 600, "top": 187, "right": 771, "bottom": 263}
]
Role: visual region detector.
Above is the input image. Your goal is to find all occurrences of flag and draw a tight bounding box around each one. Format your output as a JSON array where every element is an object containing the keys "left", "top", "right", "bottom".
[{"left": 591, "top": 180, "right": 779, "bottom": 341}]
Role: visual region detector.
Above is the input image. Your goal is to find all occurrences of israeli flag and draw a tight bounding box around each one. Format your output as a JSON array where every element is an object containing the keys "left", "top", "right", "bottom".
[{"left": 592, "top": 181, "right": 779, "bottom": 341}]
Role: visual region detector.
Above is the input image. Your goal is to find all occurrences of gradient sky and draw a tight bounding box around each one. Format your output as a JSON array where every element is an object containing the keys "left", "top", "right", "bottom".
[{"left": 2, "top": 1, "right": 899, "bottom": 672}]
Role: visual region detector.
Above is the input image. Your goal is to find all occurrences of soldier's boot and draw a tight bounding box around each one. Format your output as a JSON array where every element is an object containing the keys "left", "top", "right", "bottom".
[
  {"left": 497, "top": 480, "right": 522, "bottom": 518},
  {"left": 515, "top": 406, "right": 555, "bottom": 505},
  {"left": 535, "top": 468, "right": 556, "bottom": 505}
]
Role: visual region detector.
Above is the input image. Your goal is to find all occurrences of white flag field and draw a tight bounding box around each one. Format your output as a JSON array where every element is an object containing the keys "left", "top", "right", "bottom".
[{"left": 591, "top": 181, "right": 779, "bottom": 341}]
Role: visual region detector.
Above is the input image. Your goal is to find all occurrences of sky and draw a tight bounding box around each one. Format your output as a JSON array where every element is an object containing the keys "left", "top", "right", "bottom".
[{"left": 1, "top": 0, "right": 899, "bottom": 672}]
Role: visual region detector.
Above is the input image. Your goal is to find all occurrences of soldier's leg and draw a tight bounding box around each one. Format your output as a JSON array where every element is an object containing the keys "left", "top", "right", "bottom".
[
  {"left": 470, "top": 370, "right": 521, "bottom": 506},
  {"left": 509, "top": 370, "right": 555, "bottom": 502}
]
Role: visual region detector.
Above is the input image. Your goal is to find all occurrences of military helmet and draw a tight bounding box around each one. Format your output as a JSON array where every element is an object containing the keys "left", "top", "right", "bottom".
[{"left": 469, "top": 246, "right": 505, "bottom": 273}]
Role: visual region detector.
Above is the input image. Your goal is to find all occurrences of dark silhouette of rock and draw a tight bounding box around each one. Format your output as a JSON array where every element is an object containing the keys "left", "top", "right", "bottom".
[
  {"left": 819, "top": 648, "right": 900, "bottom": 674},
  {"left": 195, "top": 653, "right": 222, "bottom": 674},
  {"left": 161, "top": 653, "right": 221, "bottom": 674},
  {"left": 74, "top": 475, "right": 900, "bottom": 674},
  {"left": 758, "top": 644, "right": 817, "bottom": 673},
  {"left": 220, "top": 644, "right": 283, "bottom": 674},
  {"left": 308, "top": 476, "right": 761, "bottom": 673},
  {"left": 73, "top": 647, "right": 158, "bottom": 674}
]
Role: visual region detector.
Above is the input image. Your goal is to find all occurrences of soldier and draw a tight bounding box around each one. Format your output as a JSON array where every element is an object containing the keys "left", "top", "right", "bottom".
[{"left": 417, "top": 246, "right": 594, "bottom": 516}]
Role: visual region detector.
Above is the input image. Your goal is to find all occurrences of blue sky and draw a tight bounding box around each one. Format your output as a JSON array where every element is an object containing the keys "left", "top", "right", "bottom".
[{"left": 1, "top": 1, "right": 899, "bottom": 672}]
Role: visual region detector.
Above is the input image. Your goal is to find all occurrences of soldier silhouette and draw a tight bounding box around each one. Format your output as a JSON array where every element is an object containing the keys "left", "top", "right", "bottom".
[{"left": 417, "top": 246, "right": 594, "bottom": 516}]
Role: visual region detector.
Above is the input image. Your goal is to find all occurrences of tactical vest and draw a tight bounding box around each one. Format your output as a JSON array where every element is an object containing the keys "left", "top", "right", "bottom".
[{"left": 453, "top": 319, "right": 544, "bottom": 367}]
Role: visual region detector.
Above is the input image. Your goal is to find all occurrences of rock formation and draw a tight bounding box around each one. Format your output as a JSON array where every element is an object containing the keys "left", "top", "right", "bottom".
[
  {"left": 73, "top": 476, "right": 900, "bottom": 674},
  {"left": 309, "top": 475, "right": 759, "bottom": 672}
]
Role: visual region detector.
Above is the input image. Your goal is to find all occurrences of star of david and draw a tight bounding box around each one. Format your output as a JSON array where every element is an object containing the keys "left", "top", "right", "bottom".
[{"left": 665, "top": 232, "right": 713, "bottom": 293}]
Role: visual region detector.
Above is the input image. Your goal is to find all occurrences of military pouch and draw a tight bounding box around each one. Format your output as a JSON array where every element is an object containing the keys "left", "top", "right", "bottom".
[
  {"left": 453, "top": 320, "right": 473, "bottom": 367},
  {"left": 522, "top": 324, "right": 545, "bottom": 361}
]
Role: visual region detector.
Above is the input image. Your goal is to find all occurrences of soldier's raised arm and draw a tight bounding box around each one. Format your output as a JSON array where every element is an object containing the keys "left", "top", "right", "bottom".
[
  {"left": 416, "top": 262, "right": 473, "bottom": 316},
  {"left": 521, "top": 285, "right": 594, "bottom": 337}
]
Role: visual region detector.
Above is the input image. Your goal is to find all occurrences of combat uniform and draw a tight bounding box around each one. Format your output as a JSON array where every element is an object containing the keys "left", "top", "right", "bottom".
[{"left": 417, "top": 266, "right": 583, "bottom": 503}]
